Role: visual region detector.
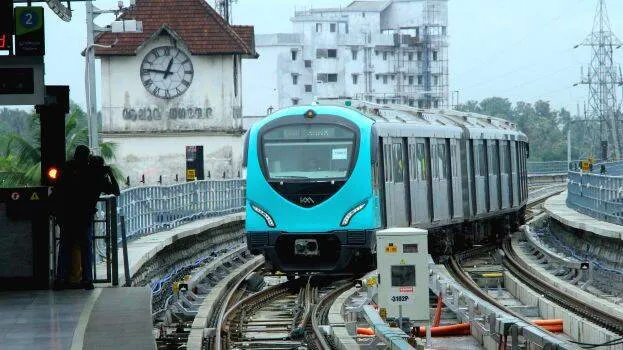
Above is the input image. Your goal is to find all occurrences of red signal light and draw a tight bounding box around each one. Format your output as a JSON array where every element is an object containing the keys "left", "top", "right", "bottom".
[
  {"left": 47, "top": 167, "right": 59, "bottom": 181},
  {"left": 0, "top": 34, "right": 7, "bottom": 49}
]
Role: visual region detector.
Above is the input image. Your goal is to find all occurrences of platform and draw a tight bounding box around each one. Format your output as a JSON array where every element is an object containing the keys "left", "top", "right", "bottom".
[
  {"left": 543, "top": 191, "right": 623, "bottom": 240},
  {"left": 0, "top": 287, "right": 154, "bottom": 350}
]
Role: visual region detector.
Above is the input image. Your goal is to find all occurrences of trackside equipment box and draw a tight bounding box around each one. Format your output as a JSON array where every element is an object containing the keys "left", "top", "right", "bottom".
[{"left": 376, "top": 228, "right": 429, "bottom": 321}]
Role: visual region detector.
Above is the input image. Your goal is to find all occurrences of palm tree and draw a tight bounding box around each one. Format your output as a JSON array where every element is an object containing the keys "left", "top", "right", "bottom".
[{"left": 0, "top": 103, "right": 119, "bottom": 187}]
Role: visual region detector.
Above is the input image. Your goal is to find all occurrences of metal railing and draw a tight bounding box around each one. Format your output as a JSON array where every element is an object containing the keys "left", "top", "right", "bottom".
[
  {"left": 567, "top": 171, "right": 623, "bottom": 225},
  {"left": 117, "top": 179, "right": 246, "bottom": 240},
  {"left": 527, "top": 161, "right": 572, "bottom": 175}
]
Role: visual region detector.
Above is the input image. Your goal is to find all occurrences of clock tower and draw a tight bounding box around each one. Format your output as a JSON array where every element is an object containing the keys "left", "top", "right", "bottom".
[{"left": 94, "top": 0, "right": 257, "bottom": 183}]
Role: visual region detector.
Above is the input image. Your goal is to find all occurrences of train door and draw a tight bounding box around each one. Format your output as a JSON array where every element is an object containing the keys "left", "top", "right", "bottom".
[
  {"left": 500, "top": 141, "right": 510, "bottom": 209},
  {"left": 382, "top": 137, "right": 409, "bottom": 227},
  {"left": 474, "top": 140, "right": 487, "bottom": 214},
  {"left": 408, "top": 138, "right": 430, "bottom": 224},
  {"left": 450, "top": 139, "right": 463, "bottom": 218},
  {"left": 510, "top": 141, "right": 519, "bottom": 207},
  {"left": 432, "top": 138, "right": 450, "bottom": 221},
  {"left": 487, "top": 140, "right": 500, "bottom": 211}
]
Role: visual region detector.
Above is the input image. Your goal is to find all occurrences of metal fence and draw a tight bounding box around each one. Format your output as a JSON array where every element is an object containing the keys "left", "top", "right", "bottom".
[
  {"left": 567, "top": 171, "right": 623, "bottom": 225},
  {"left": 117, "top": 179, "right": 246, "bottom": 239},
  {"left": 527, "top": 161, "right": 572, "bottom": 175}
]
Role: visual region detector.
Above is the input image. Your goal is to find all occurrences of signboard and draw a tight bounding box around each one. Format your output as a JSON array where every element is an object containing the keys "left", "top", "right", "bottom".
[
  {"left": 0, "top": 56, "right": 44, "bottom": 105},
  {"left": 14, "top": 6, "right": 44, "bottom": 56},
  {"left": 0, "top": 0, "right": 13, "bottom": 52}
]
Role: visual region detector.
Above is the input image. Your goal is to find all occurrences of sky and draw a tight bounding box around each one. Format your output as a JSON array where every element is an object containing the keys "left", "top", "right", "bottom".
[{"left": 27, "top": 0, "right": 623, "bottom": 113}]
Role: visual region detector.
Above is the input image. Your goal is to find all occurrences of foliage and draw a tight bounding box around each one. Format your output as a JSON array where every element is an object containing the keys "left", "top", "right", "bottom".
[
  {"left": 457, "top": 97, "right": 591, "bottom": 161},
  {"left": 0, "top": 103, "right": 119, "bottom": 187}
]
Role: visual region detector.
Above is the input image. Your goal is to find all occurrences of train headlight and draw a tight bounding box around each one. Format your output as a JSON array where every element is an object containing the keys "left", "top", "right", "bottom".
[
  {"left": 251, "top": 204, "right": 276, "bottom": 228},
  {"left": 341, "top": 201, "right": 368, "bottom": 227}
]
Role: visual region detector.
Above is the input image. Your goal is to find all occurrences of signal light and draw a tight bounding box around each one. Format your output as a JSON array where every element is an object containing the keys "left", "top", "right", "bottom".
[
  {"left": 305, "top": 109, "right": 316, "bottom": 119},
  {"left": 46, "top": 167, "right": 59, "bottom": 181}
]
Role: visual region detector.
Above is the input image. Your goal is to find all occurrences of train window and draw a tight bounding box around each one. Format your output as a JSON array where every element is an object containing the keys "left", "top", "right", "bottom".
[
  {"left": 451, "top": 144, "right": 458, "bottom": 177},
  {"left": 416, "top": 143, "right": 426, "bottom": 180},
  {"left": 384, "top": 146, "right": 392, "bottom": 182},
  {"left": 392, "top": 143, "right": 404, "bottom": 183},
  {"left": 408, "top": 144, "right": 417, "bottom": 180},
  {"left": 437, "top": 143, "right": 447, "bottom": 180},
  {"left": 489, "top": 143, "right": 499, "bottom": 175},
  {"left": 478, "top": 143, "right": 487, "bottom": 177},
  {"left": 430, "top": 144, "right": 437, "bottom": 179}
]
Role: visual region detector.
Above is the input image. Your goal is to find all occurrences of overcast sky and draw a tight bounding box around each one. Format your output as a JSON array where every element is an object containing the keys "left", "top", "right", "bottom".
[{"left": 35, "top": 0, "right": 623, "bottom": 113}]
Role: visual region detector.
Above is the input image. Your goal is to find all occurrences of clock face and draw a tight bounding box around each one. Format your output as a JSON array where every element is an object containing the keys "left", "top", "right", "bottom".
[{"left": 140, "top": 46, "right": 194, "bottom": 99}]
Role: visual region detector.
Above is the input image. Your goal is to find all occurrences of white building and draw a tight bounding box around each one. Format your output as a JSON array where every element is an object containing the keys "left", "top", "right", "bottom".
[
  {"left": 243, "top": 0, "right": 448, "bottom": 117},
  {"left": 94, "top": 0, "right": 257, "bottom": 184}
]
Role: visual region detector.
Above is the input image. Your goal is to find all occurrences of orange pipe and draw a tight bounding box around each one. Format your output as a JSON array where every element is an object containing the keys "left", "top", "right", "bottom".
[
  {"left": 356, "top": 327, "right": 375, "bottom": 336},
  {"left": 532, "top": 319, "right": 563, "bottom": 326},
  {"left": 542, "top": 325, "right": 564, "bottom": 333},
  {"left": 417, "top": 323, "right": 471, "bottom": 337},
  {"left": 433, "top": 296, "right": 443, "bottom": 327}
]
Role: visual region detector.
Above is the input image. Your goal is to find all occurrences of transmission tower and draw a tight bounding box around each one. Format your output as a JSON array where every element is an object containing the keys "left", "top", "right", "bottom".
[
  {"left": 576, "top": 0, "right": 623, "bottom": 159},
  {"left": 213, "top": 0, "right": 237, "bottom": 23}
]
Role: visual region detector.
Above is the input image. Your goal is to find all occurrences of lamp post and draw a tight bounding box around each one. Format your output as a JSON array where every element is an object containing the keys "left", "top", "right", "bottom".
[{"left": 85, "top": 0, "right": 141, "bottom": 155}]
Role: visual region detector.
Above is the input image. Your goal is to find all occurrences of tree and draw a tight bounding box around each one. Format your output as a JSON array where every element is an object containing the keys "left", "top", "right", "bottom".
[{"left": 0, "top": 103, "right": 119, "bottom": 187}]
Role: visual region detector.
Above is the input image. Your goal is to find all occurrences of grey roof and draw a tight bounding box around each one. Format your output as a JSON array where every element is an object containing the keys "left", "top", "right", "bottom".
[{"left": 345, "top": 1, "right": 391, "bottom": 12}]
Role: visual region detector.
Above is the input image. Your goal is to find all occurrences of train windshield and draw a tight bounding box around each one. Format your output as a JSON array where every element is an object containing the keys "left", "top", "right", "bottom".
[{"left": 262, "top": 123, "right": 356, "bottom": 180}]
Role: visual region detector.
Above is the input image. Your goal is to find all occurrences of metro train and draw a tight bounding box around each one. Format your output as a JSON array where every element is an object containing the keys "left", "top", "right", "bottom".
[{"left": 244, "top": 99, "right": 529, "bottom": 273}]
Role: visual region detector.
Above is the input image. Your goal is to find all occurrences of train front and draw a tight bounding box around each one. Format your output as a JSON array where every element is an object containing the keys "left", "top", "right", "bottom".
[{"left": 245, "top": 106, "right": 380, "bottom": 273}]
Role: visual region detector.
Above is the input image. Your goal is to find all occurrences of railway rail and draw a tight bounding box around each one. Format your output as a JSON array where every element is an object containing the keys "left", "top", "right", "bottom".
[{"left": 210, "top": 273, "right": 354, "bottom": 350}]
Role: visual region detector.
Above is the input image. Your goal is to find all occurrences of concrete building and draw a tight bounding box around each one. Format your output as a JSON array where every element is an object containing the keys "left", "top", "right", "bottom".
[
  {"left": 243, "top": 0, "right": 448, "bottom": 117},
  {"left": 94, "top": 0, "right": 257, "bottom": 184}
]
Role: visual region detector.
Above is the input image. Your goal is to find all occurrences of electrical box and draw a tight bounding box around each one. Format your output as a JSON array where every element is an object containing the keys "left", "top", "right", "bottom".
[
  {"left": 186, "top": 145, "right": 204, "bottom": 181},
  {"left": 376, "top": 228, "right": 429, "bottom": 322}
]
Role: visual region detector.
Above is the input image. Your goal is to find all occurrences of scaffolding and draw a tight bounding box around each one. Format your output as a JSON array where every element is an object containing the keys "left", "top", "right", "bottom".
[{"left": 393, "top": 0, "right": 449, "bottom": 109}]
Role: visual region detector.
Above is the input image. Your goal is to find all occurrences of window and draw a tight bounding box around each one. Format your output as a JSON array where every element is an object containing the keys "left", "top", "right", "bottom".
[
  {"left": 383, "top": 75, "right": 388, "bottom": 84},
  {"left": 418, "top": 100, "right": 424, "bottom": 108},
  {"left": 261, "top": 123, "right": 356, "bottom": 180},
  {"left": 317, "top": 49, "right": 337, "bottom": 59},
  {"left": 352, "top": 49, "right": 358, "bottom": 60},
  {"left": 292, "top": 74, "right": 298, "bottom": 85},
  {"left": 489, "top": 143, "right": 499, "bottom": 175},
  {"left": 417, "top": 75, "right": 423, "bottom": 85},
  {"left": 328, "top": 49, "right": 337, "bottom": 58},
  {"left": 362, "top": 12, "right": 366, "bottom": 17},
  {"left": 375, "top": 74, "right": 380, "bottom": 80},
  {"left": 433, "top": 50, "right": 438, "bottom": 61},
  {"left": 408, "top": 99, "right": 414, "bottom": 107},
  {"left": 391, "top": 265, "right": 415, "bottom": 287},
  {"left": 451, "top": 145, "right": 458, "bottom": 177},
  {"left": 352, "top": 74, "right": 359, "bottom": 85},
  {"left": 330, "top": 23, "right": 336, "bottom": 32},
  {"left": 392, "top": 143, "right": 404, "bottom": 183},
  {"left": 501, "top": 143, "right": 509, "bottom": 175},
  {"left": 416, "top": 143, "right": 427, "bottom": 180},
  {"left": 442, "top": 26, "right": 447, "bottom": 36},
  {"left": 384, "top": 146, "right": 392, "bottom": 181},
  {"left": 304, "top": 60, "right": 312, "bottom": 68},
  {"left": 437, "top": 143, "right": 447, "bottom": 180},
  {"left": 383, "top": 52, "right": 388, "bottom": 61},
  {"left": 478, "top": 143, "right": 487, "bottom": 176},
  {"left": 433, "top": 75, "right": 439, "bottom": 86},
  {"left": 291, "top": 50, "right": 297, "bottom": 61},
  {"left": 408, "top": 52, "right": 414, "bottom": 61},
  {"left": 316, "top": 23, "right": 322, "bottom": 32},
  {"left": 305, "top": 84, "right": 312, "bottom": 92},
  {"left": 328, "top": 73, "right": 338, "bottom": 82},
  {"left": 408, "top": 76, "right": 414, "bottom": 85},
  {"left": 391, "top": 75, "right": 395, "bottom": 80},
  {"left": 292, "top": 98, "right": 299, "bottom": 105},
  {"left": 409, "top": 144, "right": 417, "bottom": 180},
  {"left": 417, "top": 51, "right": 422, "bottom": 61},
  {"left": 433, "top": 100, "right": 439, "bottom": 108}
]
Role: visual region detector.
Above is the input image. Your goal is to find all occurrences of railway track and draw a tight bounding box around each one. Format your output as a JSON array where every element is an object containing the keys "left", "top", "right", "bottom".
[
  {"left": 502, "top": 238, "right": 623, "bottom": 334},
  {"left": 211, "top": 273, "right": 354, "bottom": 350}
]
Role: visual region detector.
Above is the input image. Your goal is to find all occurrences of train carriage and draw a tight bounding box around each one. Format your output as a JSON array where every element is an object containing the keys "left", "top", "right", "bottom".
[{"left": 244, "top": 99, "right": 528, "bottom": 273}]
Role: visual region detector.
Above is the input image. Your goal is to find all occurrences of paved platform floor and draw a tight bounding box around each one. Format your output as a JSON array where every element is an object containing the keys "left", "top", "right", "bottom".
[
  {"left": 543, "top": 191, "right": 623, "bottom": 240},
  {"left": 0, "top": 287, "right": 154, "bottom": 350}
]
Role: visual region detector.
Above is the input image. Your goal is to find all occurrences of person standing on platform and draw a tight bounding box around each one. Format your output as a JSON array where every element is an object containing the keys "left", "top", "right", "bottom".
[
  {"left": 81, "top": 155, "right": 120, "bottom": 289},
  {"left": 52, "top": 145, "right": 93, "bottom": 290}
]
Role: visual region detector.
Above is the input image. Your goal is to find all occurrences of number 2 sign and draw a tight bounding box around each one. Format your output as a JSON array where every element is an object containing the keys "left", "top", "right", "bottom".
[{"left": 14, "top": 7, "right": 44, "bottom": 56}]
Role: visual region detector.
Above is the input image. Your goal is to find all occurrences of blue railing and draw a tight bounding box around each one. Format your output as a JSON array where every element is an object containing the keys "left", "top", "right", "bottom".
[
  {"left": 117, "top": 179, "right": 246, "bottom": 239},
  {"left": 567, "top": 171, "right": 623, "bottom": 225}
]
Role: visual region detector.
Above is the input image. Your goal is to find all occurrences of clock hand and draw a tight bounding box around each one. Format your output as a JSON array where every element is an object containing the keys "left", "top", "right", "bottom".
[
  {"left": 163, "top": 58, "right": 174, "bottom": 79},
  {"left": 144, "top": 68, "right": 167, "bottom": 74}
]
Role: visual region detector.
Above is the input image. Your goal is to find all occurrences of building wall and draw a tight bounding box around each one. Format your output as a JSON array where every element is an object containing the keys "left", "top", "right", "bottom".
[
  {"left": 243, "top": 0, "right": 448, "bottom": 116},
  {"left": 99, "top": 35, "right": 246, "bottom": 182},
  {"left": 100, "top": 36, "right": 242, "bottom": 134}
]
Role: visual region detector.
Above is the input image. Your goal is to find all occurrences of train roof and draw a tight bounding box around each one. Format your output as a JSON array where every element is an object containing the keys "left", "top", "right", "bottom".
[{"left": 317, "top": 98, "right": 528, "bottom": 142}]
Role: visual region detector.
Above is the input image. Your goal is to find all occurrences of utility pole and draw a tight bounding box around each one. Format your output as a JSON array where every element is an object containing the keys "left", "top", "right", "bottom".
[
  {"left": 84, "top": 0, "right": 141, "bottom": 155},
  {"left": 575, "top": 0, "right": 623, "bottom": 160},
  {"left": 215, "top": 0, "right": 236, "bottom": 23}
]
